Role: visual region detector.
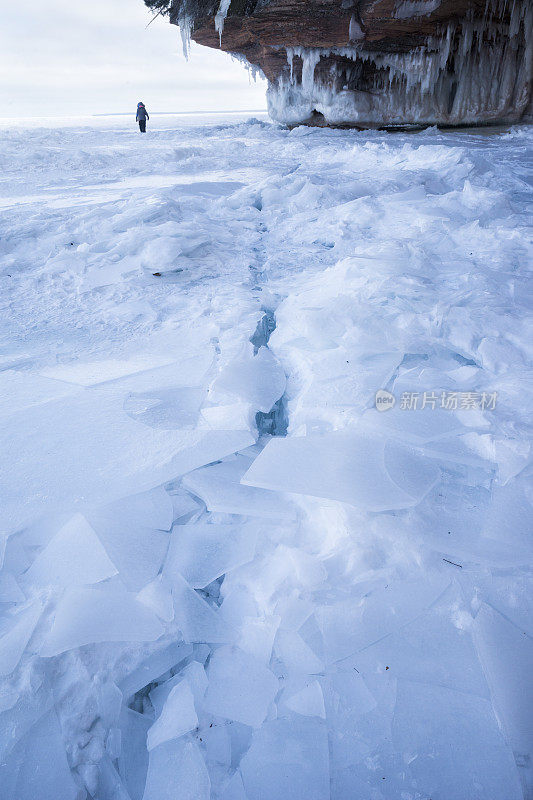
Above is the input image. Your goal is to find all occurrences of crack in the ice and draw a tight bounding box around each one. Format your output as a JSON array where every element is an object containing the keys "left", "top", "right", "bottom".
[{"left": 250, "top": 308, "right": 289, "bottom": 438}]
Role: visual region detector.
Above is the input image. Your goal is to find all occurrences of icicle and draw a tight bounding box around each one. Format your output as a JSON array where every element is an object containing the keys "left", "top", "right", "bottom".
[
  {"left": 230, "top": 52, "right": 266, "bottom": 83},
  {"left": 395, "top": 0, "right": 442, "bottom": 19},
  {"left": 509, "top": 0, "right": 521, "bottom": 36},
  {"left": 301, "top": 50, "right": 322, "bottom": 95},
  {"left": 286, "top": 48, "right": 295, "bottom": 83},
  {"left": 179, "top": 15, "right": 192, "bottom": 60},
  {"left": 349, "top": 15, "right": 364, "bottom": 41},
  {"left": 215, "top": 0, "right": 232, "bottom": 44}
]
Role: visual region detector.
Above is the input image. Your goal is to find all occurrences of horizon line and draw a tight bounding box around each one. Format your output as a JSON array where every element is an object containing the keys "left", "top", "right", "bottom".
[
  {"left": 0, "top": 109, "right": 269, "bottom": 121},
  {"left": 94, "top": 109, "right": 268, "bottom": 117}
]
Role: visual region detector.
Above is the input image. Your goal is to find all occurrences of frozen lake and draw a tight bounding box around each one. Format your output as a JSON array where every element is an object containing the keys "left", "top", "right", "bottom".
[{"left": 0, "top": 113, "right": 531, "bottom": 799}]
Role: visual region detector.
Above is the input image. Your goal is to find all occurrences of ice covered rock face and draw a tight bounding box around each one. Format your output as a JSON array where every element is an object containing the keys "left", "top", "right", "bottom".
[{"left": 145, "top": 0, "right": 533, "bottom": 127}]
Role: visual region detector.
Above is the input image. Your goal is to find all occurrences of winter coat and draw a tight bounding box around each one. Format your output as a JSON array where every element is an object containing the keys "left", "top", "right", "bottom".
[{"left": 136, "top": 105, "right": 149, "bottom": 122}]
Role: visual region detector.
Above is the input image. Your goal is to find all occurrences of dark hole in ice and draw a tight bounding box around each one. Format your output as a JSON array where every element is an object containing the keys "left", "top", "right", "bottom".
[{"left": 250, "top": 309, "right": 289, "bottom": 437}]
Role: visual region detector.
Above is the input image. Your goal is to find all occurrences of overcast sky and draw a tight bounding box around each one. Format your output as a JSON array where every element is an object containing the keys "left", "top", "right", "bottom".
[{"left": 0, "top": 0, "right": 267, "bottom": 118}]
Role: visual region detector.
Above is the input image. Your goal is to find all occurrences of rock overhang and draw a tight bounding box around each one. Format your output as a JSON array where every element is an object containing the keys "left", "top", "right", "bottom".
[{"left": 144, "top": 0, "right": 533, "bottom": 127}]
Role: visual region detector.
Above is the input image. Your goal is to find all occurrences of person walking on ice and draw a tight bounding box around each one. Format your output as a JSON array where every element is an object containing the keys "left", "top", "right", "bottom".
[{"left": 136, "top": 102, "right": 149, "bottom": 133}]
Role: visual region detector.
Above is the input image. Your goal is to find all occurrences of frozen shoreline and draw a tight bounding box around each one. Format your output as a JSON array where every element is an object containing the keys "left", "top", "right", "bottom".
[
  {"left": 0, "top": 111, "right": 269, "bottom": 130},
  {"left": 0, "top": 116, "right": 531, "bottom": 799}
]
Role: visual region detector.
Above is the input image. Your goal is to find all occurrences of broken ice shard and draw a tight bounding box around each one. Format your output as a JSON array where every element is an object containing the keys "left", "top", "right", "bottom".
[
  {"left": 392, "top": 680, "right": 523, "bottom": 799},
  {"left": 241, "top": 718, "right": 330, "bottom": 800},
  {"left": 203, "top": 646, "right": 279, "bottom": 727},
  {"left": 182, "top": 454, "right": 295, "bottom": 519},
  {"left": 242, "top": 432, "right": 440, "bottom": 511},
  {"left": 210, "top": 344, "right": 286, "bottom": 413},
  {"left": 284, "top": 680, "right": 326, "bottom": 719},
  {"left": 165, "top": 520, "right": 257, "bottom": 588},
  {"left": 40, "top": 582, "right": 164, "bottom": 656},
  {"left": 21, "top": 513, "right": 117, "bottom": 590},
  {"left": 0, "top": 601, "right": 42, "bottom": 676},
  {"left": 147, "top": 680, "right": 198, "bottom": 750},
  {"left": 142, "top": 740, "right": 210, "bottom": 800},
  {"left": 169, "top": 572, "right": 234, "bottom": 643},
  {"left": 6, "top": 710, "right": 81, "bottom": 800},
  {"left": 1, "top": 386, "right": 254, "bottom": 534}
]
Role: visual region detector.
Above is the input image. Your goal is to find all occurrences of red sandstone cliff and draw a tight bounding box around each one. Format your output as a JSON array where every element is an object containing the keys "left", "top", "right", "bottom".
[{"left": 146, "top": 0, "right": 533, "bottom": 126}]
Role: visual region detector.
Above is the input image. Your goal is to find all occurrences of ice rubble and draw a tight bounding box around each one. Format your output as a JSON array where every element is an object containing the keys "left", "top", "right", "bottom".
[
  {"left": 0, "top": 115, "right": 531, "bottom": 799},
  {"left": 268, "top": 0, "right": 533, "bottom": 126}
]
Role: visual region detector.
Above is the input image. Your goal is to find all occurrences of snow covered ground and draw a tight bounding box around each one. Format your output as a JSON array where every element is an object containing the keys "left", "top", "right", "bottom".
[{"left": 0, "top": 112, "right": 532, "bottom": 799}]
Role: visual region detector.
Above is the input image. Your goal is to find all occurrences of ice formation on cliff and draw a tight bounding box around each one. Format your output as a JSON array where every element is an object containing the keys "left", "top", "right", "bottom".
[
  {"left": 395, "top": 0, "right": 443, "bottom": 19},
  {"left": 146, "top": 0, "right": 533, "bottom": 127},
  {"left": 268, "top": 0, "right": 533, "bottom": 126},
  {"left": 214, "top": 0, "right": 232, "bottom": 39}
]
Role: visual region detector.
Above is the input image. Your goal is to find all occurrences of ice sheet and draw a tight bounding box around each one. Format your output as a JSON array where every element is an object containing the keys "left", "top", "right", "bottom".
[
  {"left": 86, "top": 514, "right": 169, "bottom": 593},
  {"left": 119, "top": 641, "right": 194, "bottom": 700},
  {"left": 149, "top": 661, "right": 207, "bottom": 716},
  {"left": 0, "top": 572, "right": 25, "bottom": 604},
  {"left": 220, "top": 771, "right": 248, "bottom": 800},
  {"left": 392, "top": 680, "right": 523, "bottom": 799},
  {"left": 40, "top": 354, "right": 176, "bottom": 386},
  {"left": 0, "top": 601, "right": 42, "bottom": 676},
  {"left": 165, "top": 520, "right": 257, "bottom": 588},
  {"left": 21, "top": 513, "right": 117, "bottom": 590},
  {"left": 10, "top": 711, "right": 81, "bottom": 800},
  {"left": 137, "top": 576, "right": 175, "bottom": 622},
  {"left": 124, "top": 386, "right": 206, "bottom": 430},
  {"left": 355, "top": 594, "right": 489, "bottom": 696},
  {"left": 243, "top": 433, "right": 440, "bottom": 511},
  {"left": 316, "top": 575, "right": 450, "bottom": 662},
  {"left": 204, "top": 646, "right": 279, "bottom": 727},
  {"left": 40, "top": 583, "right": 164, "bottom": 656},
  {"left": 1, "top": 388, "right": 254, "bottom": 534},
  {"left": 183, "top": 454, "right": 295, "bottom": 519},
  {"left": 147, "top": 680, "right": 198, "bottom": 750},
  {"left": 240, "top": 718, "right": 330, "bottom": 800},
  {"left": 95, "top": 486, "right": 174, "bottom": 532},
  {"left": 142, "top": 740, "right": 210, "bottom": 800},
  {"left": 473, "top": 604, "right": 533, "bottom": 765},
  {"left": 170, "top": 573, "right": 235, "bottom": 644},
  {"left": 210, "top": 344, "right": 286, "bottom": 413},
  {"left": 0, "top": 370, "right": 79, "bottom": 417},
  {"left": 284, "top": 680, "right": 326, "bottom": 718},
  {"left": 118, "top": 709, "right": 151, "bottom": 800},
  {"left": 274, "top": 629, "right": 324, "bottom": 675},
  {"left": 237, "top": 614, "right": 280, "bottom": 664}
]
